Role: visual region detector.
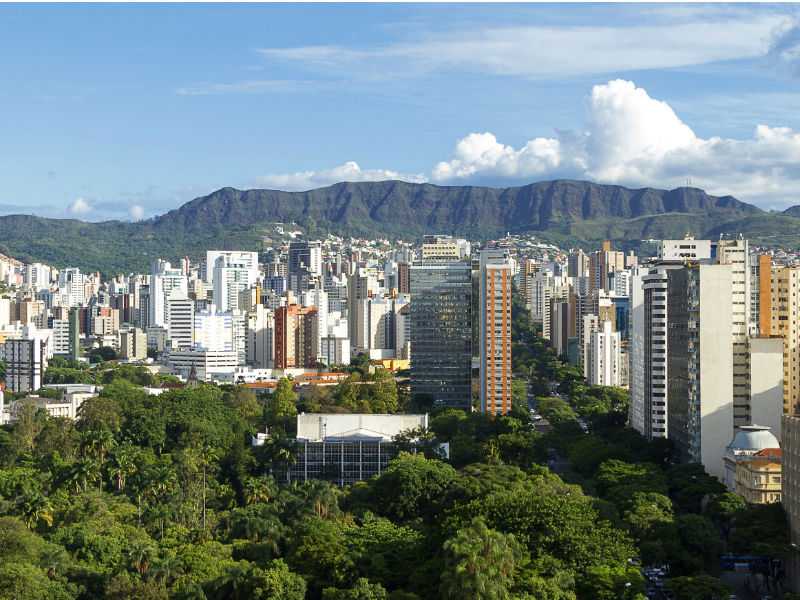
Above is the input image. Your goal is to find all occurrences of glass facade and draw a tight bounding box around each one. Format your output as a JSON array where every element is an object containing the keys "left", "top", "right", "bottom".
[
  {"left": 410, "top": 259, "right": 473, "bottom": 409},
  {"left": 284, "top": 438, "right": 393, "bottom": 486}
]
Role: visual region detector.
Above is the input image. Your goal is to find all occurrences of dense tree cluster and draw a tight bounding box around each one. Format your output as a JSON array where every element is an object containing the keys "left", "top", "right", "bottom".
[{"left": 0, "top": 292, "right": 788, "bottom": 600}]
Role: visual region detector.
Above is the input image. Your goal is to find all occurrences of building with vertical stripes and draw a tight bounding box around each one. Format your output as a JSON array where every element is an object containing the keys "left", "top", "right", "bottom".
[{"left": 479, "top": 247, "right": 513, "bottom": 416}]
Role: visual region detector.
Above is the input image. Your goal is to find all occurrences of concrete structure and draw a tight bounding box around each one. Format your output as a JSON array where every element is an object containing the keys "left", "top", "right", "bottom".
[
  {"left": 657, "top": 237, "right": 712, "bottom": 261},
  {"left": 150, "top": 261, "right": 188, "bottom": 328},
  {"left": 166, "top": 288, "right": 194, "bottom": 349},
  {"left": 479, "top": 247, "right": 513, "bottom": 416},
  {"left": 667, "top": 264, "right": 734, "bottom": 482},
  {"left": 193, "top": 305, "right": 233, "bottom": 352},
  {"left": 782, "top": 415, "right": 800, "bottom": 593},
  {"left": 119, "top": 328, "right": 148, "bottom": 361},
  {"left": 5, "top": 326, "right": 52, "bottom": 393},
  {"left": 589, "top": 241, "right": 625, "bottom": 294},
  {"left": 410, "top": 259, "right": 473, "bottom": 410},
  {"left": 734, "top": 449, "right": 782, "bottom": 504},
  {"left": 274, "top": 304, "right": 318, "bottom": 369},
  {"left": 283, "top": 413, "right": 429, "bottom": 486},
  {"left": 204, "top": 250, "right": 258, "bottom": 286},
  {"left": 722, "top": 425, "right": 781, "bottom": 491},
  {"left": 585, "top": 319, "right": 621, "bottom": 387},
  {"left": 770, "top": 266, "right": 800, "bottom": 415},
  {"left": 165, "top": 347, "right": 238, "bottom": 381}
]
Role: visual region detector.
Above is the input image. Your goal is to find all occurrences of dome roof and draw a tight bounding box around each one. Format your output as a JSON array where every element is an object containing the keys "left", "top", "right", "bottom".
[{"left": 728, "top": 425, "right": 779, "bottom": 452}]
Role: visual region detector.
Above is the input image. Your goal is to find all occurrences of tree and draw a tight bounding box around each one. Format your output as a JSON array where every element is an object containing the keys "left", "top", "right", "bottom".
[
  {"left": 76, "top": 395, "right": 125, "bottom": 433},
  {"left": 266, "top": 379, "right": 298, "bottom": 435},
  {"left": 323, "top": 578, "right": 389, "bottom": 600},
  {"left": 148, "top": 556, "right": 185, "bottom": 586},
  {"left": 225, "top": 386, "right": 261, "bottom": 422},
  {"left": 199, "top": 445, "right": 219, "bottom": 529},
  {"left": 128, "top": 539, "right": 157, "bottom": 576},
  {"left": 16, "top": 492, "right": 53, "bottom": 530},
  {"left": 243, "top": 476, "right": 274, "bottom": 506},
  {"left": 440, "top": 517, "right": 521, "bottom": 600},
  {"left": 69, "top": 457, "right": 100, "bottom": 493},
  {"left": 665, "top": 574, "right": 734, "bottom": 600},
  {"left": 366, "top": 453, "right": 458, "bottom": 522}
]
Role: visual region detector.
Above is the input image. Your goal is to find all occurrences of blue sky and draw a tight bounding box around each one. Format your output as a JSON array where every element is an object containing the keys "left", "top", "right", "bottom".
[{"left": 2, "top": 3, "right": 800, "bottom": 221}]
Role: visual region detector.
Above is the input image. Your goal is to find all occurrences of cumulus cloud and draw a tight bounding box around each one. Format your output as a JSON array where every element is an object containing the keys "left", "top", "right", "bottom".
[
  {"left": 255, "top": 161, "right": 427, "bottom": 191},
  {"left": 129, "top": 205, "right": 145, "bottom": 220},
  {"left": 69, "top": 197, "right": 91, "bottom": 215},
  {"left": 429, "top": 79, "right": 800, "bottom": 209}
]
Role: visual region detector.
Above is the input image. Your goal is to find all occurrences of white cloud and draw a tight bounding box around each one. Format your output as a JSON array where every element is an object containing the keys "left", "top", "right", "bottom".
[
  {"left": 429, "top": 79, "right": 800, "bottom": 209},
  {"left": 69, "top": 197, "right": 91, "bottom": 215},
  {"left": 255, "top": 161, "right": 427, "bottom": 192},
  {"left": 258, "top": 13, "right": 787, "bottom": 79},
  {"left": 764, "top": 21, "right": 800, "bottom": 80},
  {"left": 129, "top": 205, "right": 145, "bottom": 220}
]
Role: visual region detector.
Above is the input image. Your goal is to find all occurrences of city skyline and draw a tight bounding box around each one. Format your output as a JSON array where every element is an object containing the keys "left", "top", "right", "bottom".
[{"left": 3, "top": 3, "right": 800, "bottom": 222}]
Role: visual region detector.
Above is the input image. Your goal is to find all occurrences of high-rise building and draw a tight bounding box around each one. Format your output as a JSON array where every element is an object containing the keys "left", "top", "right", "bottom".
[
  {"left": 204, "top": 251, "right": 258, "bottom": 285},
  {"left": 166, "top": 288, "right": 194, "bottom": 350},
  {"left": 770, "top": 265, "right": 800, "bottom": 415},
  {"left": 567, "top": 249, "right": 589, "bottom": 278},
  {"left": 6, "top": 326, "right": 52, "bottom": 393},
  {"left": 212, "top": 254, "right": 258, "bottom": 312},
  {"left": 410, "top": 258, "right": 472, "bottom": 409},
  {"left": 589, "top": 242, "right": 625, "bottom": 293},
  {"left": 398, "top": 262, "right": 411, "bottom": 294},
  {"left": 119, "top": 328, "right": 148, "bottom": 361},
  {"left": 347, "top": 268, "right": 378, "bottom": 351},
  {"left": 479, "top": 248, "right": 513, "bottom": 416},
  {"left": 246, "top": 304, "right": 274, "bottom": 369},
  {"left": 150, "top": 261, "right": 188, "bottom": 328},
  {"left": 194, "top": 305, "right": 233, "bottom": 352},
  {"left": 667, "top": 264, "right": 734, "bottom": 481},
  {"left": 585, "top": 320, "right": 621, "bottom": 386},
  {"left": 274, "top": 305, "right": 318, "bottom": 369}
]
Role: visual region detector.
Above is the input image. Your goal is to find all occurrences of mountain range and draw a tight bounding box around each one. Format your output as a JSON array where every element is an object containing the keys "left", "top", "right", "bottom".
[{"left": 4, "top": 179, "right": 800, "bottom": 276}]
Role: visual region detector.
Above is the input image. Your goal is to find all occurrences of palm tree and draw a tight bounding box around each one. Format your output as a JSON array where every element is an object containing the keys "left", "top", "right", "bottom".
[
  {"left": 303, "top": 479, "right": 339, "bottom": 520},
  {"left": 128, "top": 538, "right": 157, "bottom": 576},
  {"left": 17, "top": 492, "right": 53, "bottom": 530},
  {"left": 148, "top": 555, "right": 184, "bottom": 585},
  {"left": 147, "top": 501, "right": 175, "bottom": 540},
  {"left": 199, "top": 445, "right": 219, "bottom": 529},
  {"left": 440, "top": 517, "right": 521, "bottom": 600},
  {"left": 70, "top": 458, "right": 100, "bottom": 493},
  {"left": 41, "top": 545, "right": 70, "bottom": 578},
  {"left": 107, "top": 445, "right": 136, "bottom": 491},
  {"left": 243, "top": 476, "right": 273, "bottom": 505}
]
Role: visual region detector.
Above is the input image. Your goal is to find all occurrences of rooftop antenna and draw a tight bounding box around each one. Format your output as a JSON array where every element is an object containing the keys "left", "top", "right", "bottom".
[{"left": 686, "top": 177, "right": 692, "bottom": 188}]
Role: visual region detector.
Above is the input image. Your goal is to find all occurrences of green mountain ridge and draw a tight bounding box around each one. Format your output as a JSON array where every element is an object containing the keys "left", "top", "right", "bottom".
[{"left": 2, "top": 179, "right": 798, "bottom": 275}]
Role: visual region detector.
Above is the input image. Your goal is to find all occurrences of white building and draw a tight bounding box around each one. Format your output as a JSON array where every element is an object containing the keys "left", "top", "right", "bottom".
[
  {"left": 165, "top": 347, "right": 238, "bottom": 381},
  {"left": 585, "top": 320, "right": 621, "bottom": 387},
  {"left": 166, "top": 288, "right": 194, "bottom": 350},
  {"left": 194, "top": 305, "right": 233, "bottom": 352},
  {"left": 204, "top": 250, "right": 258, "bottom": 285},
  {"left": 150, "top": 261, "right": 188, "bottom": 328}
]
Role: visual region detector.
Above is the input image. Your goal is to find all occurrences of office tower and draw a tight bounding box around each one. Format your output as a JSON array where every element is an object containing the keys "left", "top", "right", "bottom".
[
  {"left": 119, "top": 328, "right": 148, "bottom": 361},
  {"left": 585, "top": 320, "right": 621, "bottom": 386},
  {"left": 274, "top": 305, "right": 318, "bottom": 369},
  {"left": 204, "top": 251, "right": 258, "bottom": 285},
  {"left": 150, "top": 261, "right": 188, "bottom": 328},
  {"left": 398, "top": 262, "right": 411, "bottom": 294},
  {"left": 589, "top": 242, "right": 625, "bottom": 293},
  {"left": 396, "top": 303, "right": 411, "bottom": 360},
  {"left": 479, "top": 247, "right": 513, "bottom": 416},
  {"left": 667, "top": 264, "right": 734, "bottom": 481},
  {"left": 567, "top": 249, "right": 589, "bottom": 278},
  {"left": 24, "top": 263, "right": 51, "bottom": 290},
  {"left": 320, "top": 336, "right": 350, "bottom": 366},
  {"left": 51, "top": 319, "right": 71, "bottom": 357},
  {"left": 551, "top": 297, "right": 573, "bottom": 359},
  {"left": 421, "top": 235, "right": 470, "bottom": 259},
  {"left": 410, "top": 257, "right": 472, "bottom": 409},
  {"left": 166, "top": 288, "right": 194, "bottom": 350}
]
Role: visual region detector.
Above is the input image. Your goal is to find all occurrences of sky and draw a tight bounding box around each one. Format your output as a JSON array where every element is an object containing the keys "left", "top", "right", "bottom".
[{"left": 2, "top": 3, "right": 800, "bottom": 222}]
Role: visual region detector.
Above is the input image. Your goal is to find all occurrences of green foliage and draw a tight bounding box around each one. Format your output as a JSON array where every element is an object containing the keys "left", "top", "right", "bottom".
[{"left": 664, "top": 573, "right": 734, "bottom": 600}]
